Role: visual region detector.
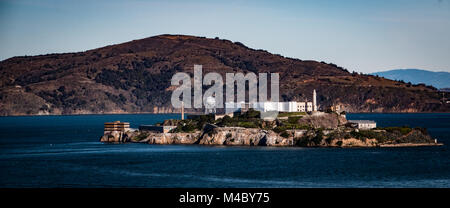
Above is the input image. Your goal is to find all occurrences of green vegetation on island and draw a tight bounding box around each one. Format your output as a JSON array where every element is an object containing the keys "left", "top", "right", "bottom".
[{"left": 127, "top": 109, "right": 439, "bottom": 147}]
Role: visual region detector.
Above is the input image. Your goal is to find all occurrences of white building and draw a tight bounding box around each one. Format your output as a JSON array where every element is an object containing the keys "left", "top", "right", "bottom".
[
  {"left": 347, "top": 120, "right": 377, "bottom": 129},
  {"left": 297, "top": 102, "right": 306, "bottom": 112},
  {"left": 224, "top": 90, "right": 319, "bottom": 113},
  {"left": 306, "top": 102, "right": 313, "bottom": 112}
]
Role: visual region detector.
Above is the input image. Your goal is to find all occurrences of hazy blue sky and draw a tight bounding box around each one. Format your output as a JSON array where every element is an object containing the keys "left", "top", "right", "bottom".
[{"left": 1, "top": 0, "right": 449, "bottom": 73}]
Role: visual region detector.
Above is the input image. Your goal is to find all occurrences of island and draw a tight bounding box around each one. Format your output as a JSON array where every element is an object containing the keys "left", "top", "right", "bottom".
[{"left": 100, "top": 109, "right": 442, "bottom": 148}]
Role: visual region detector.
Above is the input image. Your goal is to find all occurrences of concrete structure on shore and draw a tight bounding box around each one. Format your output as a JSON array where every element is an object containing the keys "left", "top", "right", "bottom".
[
  {"left": 347, "top": 120, "right": 377, "bottom": 129},
  {"left": 104, "top": 121, "right": 130, "bottom": 132},
  {"left": 101, "top": 121, "right": 131, "bottom": 143}
]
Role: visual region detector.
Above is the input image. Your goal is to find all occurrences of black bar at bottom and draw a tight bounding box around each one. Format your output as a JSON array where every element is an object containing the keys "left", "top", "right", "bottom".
[{"left": 0, "top": 188, "right": 447, "bottom": 207}]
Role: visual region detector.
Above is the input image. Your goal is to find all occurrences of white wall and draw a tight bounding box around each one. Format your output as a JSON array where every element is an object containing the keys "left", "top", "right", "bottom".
[{"left": 306, "top": 102, "right": 313, "bottom": 112}]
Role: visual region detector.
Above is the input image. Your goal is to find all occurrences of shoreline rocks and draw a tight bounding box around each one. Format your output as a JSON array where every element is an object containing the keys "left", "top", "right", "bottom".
[
  {"left": 100, "top": 125, "right": 442, "bottom": 148},
  {"left": 199, "top": 127, "right": 292, "bottom": 146}
]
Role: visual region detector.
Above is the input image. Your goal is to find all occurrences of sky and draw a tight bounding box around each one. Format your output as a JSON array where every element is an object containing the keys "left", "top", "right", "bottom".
[{"left": 1, "top": 0, "right": 449, "bottom": 73}]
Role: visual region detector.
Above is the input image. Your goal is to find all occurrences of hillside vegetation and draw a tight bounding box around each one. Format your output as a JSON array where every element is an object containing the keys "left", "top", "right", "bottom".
[{"left": 0, "top": 35, "right": 448, "bottom": 115}]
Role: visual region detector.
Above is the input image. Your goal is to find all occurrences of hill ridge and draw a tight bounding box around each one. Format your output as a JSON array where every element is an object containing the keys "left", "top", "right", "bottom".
[
  {"left": 0, "top": 34, "right": 448, "bottom": 115},
  {"left": 371, "top": 68, "right": 450, "bottom": 89}
]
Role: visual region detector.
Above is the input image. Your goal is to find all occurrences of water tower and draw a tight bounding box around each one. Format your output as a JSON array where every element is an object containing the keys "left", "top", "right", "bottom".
[{"left": 205, "top": 96, "right": 217, "bottom": 114}]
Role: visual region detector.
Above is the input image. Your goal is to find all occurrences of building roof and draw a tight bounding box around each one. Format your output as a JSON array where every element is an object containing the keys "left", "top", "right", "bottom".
[
  {"left": 348, "top": 120, "right": 376, "bottom": 124},
  {"left": 104, "top": 121, "right": 130, "bottom": 125}
]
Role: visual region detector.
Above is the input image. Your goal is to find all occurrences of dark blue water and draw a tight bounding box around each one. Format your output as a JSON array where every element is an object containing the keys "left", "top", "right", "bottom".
[{"left": 0, "top": 113, "right": 449, "bottom": 187}]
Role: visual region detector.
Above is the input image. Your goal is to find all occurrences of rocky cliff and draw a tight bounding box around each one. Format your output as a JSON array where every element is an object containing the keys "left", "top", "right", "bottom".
[
  {"left": 101, "top": 124, "right": 440, "bottom": 148},
  {"left": 199, "top": 127, "right": 291, "bottom": 146},
  {"left": 101, "top": 126, "right": 291, "bottom": 146}
]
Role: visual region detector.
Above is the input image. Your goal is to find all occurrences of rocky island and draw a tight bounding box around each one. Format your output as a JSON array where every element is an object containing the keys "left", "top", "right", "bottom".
[{"left": 100, "top": 110, "right": 442, "bottom": 148}]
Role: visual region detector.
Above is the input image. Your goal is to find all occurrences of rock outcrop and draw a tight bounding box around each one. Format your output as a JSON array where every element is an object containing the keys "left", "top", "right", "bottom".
[
  {"left": 101, "top": 125, "right": 292, "bottom": 146},
  {"left": 100, "top": 130, "right": 131, "bottom": 143},
  {"left": 327, "top": 138, "right": 378, "bottom": 147},
  {"left": 298, "top": 113, "right": 347, "bottom": 129},
  {"left": 145, "top": 132, "right": 200, "bottom": 144},
  {"left": 100, "top": 123, "right": 441, "bottom": 148},
  {"left": 199, "top": 127, "right": 292, "bottom": 146}
]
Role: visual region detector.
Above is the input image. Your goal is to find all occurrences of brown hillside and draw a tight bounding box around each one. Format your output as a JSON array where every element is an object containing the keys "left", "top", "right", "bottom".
[{"left": 0, "top": 34, "right": 447, "bottom": 115}]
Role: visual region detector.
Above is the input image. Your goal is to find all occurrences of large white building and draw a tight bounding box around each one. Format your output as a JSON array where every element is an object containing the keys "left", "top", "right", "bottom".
[{"left": 225, "top": 90, "right": 318, "bottom": 113}]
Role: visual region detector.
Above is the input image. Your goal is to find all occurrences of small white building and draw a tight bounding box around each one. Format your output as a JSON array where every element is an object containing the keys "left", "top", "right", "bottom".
[
  {"left": 347, "top": 120, "right": 377, "bottom": 130},
  {"left": 306, "top": 102, "right": 313, "bottom": 112},
  {"left": 224, "top": 89, "right": 318, "bottom": 113},
  {"left": 297, "top": 102, "right": 306, "bottom": 112},
  {"left": 277, "top": 101, "right": 299, "bottom": 112}
]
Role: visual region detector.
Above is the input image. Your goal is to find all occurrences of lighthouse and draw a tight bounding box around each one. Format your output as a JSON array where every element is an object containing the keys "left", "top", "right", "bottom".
[{"left": 313, "top": 89, "right": 317, "bottom": 112}]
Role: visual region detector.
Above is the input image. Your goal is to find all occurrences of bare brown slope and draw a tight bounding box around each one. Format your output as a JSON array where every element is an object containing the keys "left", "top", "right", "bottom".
[{"left": 0, "top": 34, "right": 447, "bottom": 115}]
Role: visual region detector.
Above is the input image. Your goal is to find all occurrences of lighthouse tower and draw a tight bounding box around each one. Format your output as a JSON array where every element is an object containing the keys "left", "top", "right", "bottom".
[{"left": 313, "top": 89, "right": 317, "bottom": 112}]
